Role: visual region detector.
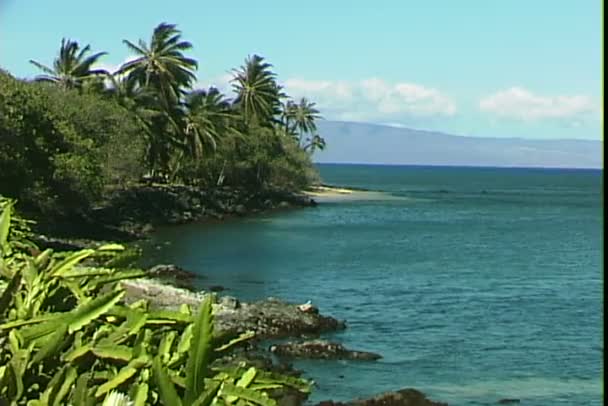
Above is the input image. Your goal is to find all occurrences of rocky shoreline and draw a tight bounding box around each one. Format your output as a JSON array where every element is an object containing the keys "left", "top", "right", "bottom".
[
  {"left": 120, "top": 272, "right": 453, "bottom": 406},
  {"left": 28, "top": 184, "right": 318, "bottom": 250},
  {"left": 24, "top": 185, "right": 453, "bottom": 406}
]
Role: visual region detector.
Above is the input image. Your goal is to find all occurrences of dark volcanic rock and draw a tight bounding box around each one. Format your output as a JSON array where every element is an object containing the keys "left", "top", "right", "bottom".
[
  {"left": 270, "top": 340, "right": 381, "bottom": 360},
  {"left": 146, "top": 264, "right": 198, "bottom": 290},
  {"left": 316, "top": 388, "right": 447, "bottom": 406},
  {"left": 214, "top": 298, "right": 346, "bottom": 339}
]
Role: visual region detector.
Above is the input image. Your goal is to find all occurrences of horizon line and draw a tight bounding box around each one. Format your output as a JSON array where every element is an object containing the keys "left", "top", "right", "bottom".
[{"left": 313, "top": 161, "right": 603, "bottom": 171}]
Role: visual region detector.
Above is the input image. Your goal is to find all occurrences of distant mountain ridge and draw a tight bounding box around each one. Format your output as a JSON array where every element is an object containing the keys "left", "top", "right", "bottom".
[{"left": 313, "top": 121, "right": 602, "bottom": 169}]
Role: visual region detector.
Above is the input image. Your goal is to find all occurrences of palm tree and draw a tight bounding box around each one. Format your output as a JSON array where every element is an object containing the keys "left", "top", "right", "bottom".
[
  {"left": 302, "top": 133, "right": 326, "bottom": 154},
  {"left": 179, "top": 88, "right": 226, "bottom": 160},
  {"left": 105, "top": 72, "right": 168, "bottom": 174},
  {"left": 284, "top": 97, "right": 321, "bottom": 146},
  {"left": 29, "top": 38, "right": 108, "bottom": 89},
  {"left": 279, "top": 99, "right": 298, "bottom": 138},
  {"left": 117, "top": 22, "right": 197, "bottom": 106},
  {"left": 117, "top": 23, "right": 198, "bottom": 178},
  {"left": 231, "top": 55, "right": 284, "bottom": 126}
]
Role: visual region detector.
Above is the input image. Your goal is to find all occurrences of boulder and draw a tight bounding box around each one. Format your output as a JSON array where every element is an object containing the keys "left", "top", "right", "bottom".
[
  {"left": 316, "top": 388, "right": 447, "bottom": 406},
  {"left": 214, "top": 298, "right": 346, "bottom": 339},
  {"left": 269, "top": 340, "right": 381, "bottom": 361},
  {"left": 146, "top": 264, "right": 198, "bottom": 290}
]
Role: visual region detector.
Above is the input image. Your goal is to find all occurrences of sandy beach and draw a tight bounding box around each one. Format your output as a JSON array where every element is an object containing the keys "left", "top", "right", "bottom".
[{"left": 303, "top": 184, "right": 403, "bottom": 202}]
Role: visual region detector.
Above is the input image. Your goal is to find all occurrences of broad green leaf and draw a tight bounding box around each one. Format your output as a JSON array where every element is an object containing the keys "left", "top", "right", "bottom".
[
  {"left": 236, "top": 367, "right": 257, "bottom": 388},
  {"left": 73, "top": 372, "right": 96, "bottom": 406},
  {"left": 63, "top": 280, "right": 87, "bottom": 303},
  {"left": 147, "top": 309, "right": 193, "bottom": 324},
  {"left": 97, "top": 244, "right": 125, "bottom": 251},
  {"left": 248, "top": 383, "right": 283, "bottom": 391},
  {"left": 51, "top": 366, "right": 78, "bottom": 406},
  {"left": 64, "top": 343, "right": 93, "bottom": 362},
  {"left": 131, "top": 382, "right": 149, "bottom": 406},
  {"left": 184, "top": 295, "right": 214, "bottom": 403},
  {"left": 215, "top": 331, "right": 255, "bottom": 352},
  {"left": 0, "top": 201, "right": 12, "bottom": 251},
  {"left": 219, "top": 383, "right": 276, "bottom": 406},
  {"left": 108, "top": 310, "right": 147, "bottom": 344},
  {"left": 95, "top": 363, "right": 138, "bottom": 397},
  {"left": 31, "top": 323, "right": 68, "bottom": 364},
  {"left": 254, "top": 371, "right": 312, "bottom": 393},
  {"left": 158, "top": 330, "right": 178, "bottom": 362},
  {"left": 91, "top": 344, "right": 133, "bottom": 362},
  {"left": 49, "top": 249, "right": 95, "bottom": 277},
  {"left": 39, "top": 365, "right": 68, "bottom": 405},
  {"left": 60, "top": 267, "right": 113, "bottom": 278},
  {"left": 16, "top": 317, "right": 64, "bottom": 343},
  {"left": 191, "top": 380, "right": 221, "bottom": 406},
  {"left": 33, "top": 248, "right": 53, "bottom": 268},
  {"left": 153, "top": 357, "right": 183, "bottom": 406},
  {"left": 226, "top": 367, "right": 258, "bottom": 404},
  {"left": 68, "top": 289, "right": 125, "bottom": 333},
  {"left": 88, "top": 269, "right": 146, "bottom": 289},
  {"left": 0, "top": 269, "right": 21, "bottom": 319}
]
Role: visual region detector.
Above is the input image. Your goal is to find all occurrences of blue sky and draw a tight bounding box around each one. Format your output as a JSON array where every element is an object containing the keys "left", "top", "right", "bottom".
[{"left": 1, "top": 0, "right": 602, "bottom": 140}]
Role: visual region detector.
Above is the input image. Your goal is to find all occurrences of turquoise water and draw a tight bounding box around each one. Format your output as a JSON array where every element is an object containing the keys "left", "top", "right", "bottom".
[{"left": 142, "top": 164, "right": 603, "bottom": 405}]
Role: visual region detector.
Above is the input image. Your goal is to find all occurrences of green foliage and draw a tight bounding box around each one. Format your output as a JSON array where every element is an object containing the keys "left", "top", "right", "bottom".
[
  {"left": 0, "top": 204, "right": 311, "bottom": 405},
  {"left": 0, "top": 72, "right": 146, "bottom": 215},
  {"left": 232, "top": 55, "right": 284, "bottom": 127},
  {"left": 1, "top": 20, "right": 326, "bottom": 218},
  {"left": 29, "top": 38, "right": 108, "bottom": 90}
]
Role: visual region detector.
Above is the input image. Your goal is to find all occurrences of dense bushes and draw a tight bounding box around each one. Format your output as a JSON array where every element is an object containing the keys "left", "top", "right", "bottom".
[
  {"left": 178, "top": 126, "right": 319, "bottom": 192},
  {"left": 1, "top": 22, "right": 325, "bottom": 222},
  {"left": 0, "top": 72, "right": 146, "bottom": 216}
]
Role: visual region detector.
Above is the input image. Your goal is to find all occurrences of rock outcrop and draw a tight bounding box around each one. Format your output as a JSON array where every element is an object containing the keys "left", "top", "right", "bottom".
[
  {"left": 316, "top": 388, "right": 448, "bottom": 406},
  {"left": 270, "top": 340, "right": 381, "bottom": 360}
]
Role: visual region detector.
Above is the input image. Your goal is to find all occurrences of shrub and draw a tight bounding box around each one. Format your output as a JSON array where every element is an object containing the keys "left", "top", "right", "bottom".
[
  {"left": 0, "top": 72, "right": 146, "bottom": 216},
  {"left": 0, "top": 203, "right": 311, "bottom": 404}
]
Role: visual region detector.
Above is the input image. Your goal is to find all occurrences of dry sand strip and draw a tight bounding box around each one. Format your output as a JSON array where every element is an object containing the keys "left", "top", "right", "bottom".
[{"left": 302, "top": 185, "right": 404, "bottom": 202}]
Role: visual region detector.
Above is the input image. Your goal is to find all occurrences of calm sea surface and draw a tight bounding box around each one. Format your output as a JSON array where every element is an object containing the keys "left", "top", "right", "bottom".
[{"left": 142, "top": 164, "right": 603, "bottom": 405}]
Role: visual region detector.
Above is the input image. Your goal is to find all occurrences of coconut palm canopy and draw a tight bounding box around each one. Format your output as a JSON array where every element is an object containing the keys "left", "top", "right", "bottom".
[
  {"left": 22, "top": 22, "right": 325, "bottom": 185},
  {"left": 118, "top": 22, "right": 198, "bottom": 105},
  {"left": 231, "top": 54, "right": 285, "bottom": 126},
  {"left": 29, "top": 38, "right": 108, "bottom": 89}
]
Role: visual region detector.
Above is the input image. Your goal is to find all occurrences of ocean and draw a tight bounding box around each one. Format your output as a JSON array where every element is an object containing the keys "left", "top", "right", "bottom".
[{"left": 142, "top": 164, "right": 604, "bottom": 405}]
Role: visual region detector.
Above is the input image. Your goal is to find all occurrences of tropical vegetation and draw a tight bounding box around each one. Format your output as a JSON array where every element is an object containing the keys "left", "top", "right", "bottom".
[
  {"left": 0, "top": 198, "right": 311, "bottom": 404},
  {"left": 0, "top": 22, "right": 325, "bottom": 219}
]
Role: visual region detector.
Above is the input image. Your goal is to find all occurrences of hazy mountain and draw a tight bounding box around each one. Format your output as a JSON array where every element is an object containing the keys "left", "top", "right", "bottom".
[{"left": 313, "top": 121, "right": 602, "bottom": 169}]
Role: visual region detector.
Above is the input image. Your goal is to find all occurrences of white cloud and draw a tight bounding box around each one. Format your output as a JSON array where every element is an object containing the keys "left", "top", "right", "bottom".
[
  {"left": 93, "top": 56, "right": 139, "bottom": 75},
  {"left": 479, "top": 87, "right": 597, "bottom": 121},
  {"left": 282, "top": 77, "right": 456, "bottom": 121},
  {"left": 197, "top": 73, "right": 233, "bottom": 93}
]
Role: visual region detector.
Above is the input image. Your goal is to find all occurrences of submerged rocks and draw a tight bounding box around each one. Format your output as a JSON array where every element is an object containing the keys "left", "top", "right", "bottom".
[
  {"left": 316, "top": 388, "right": 447, "bottom": 406},
  {"left": 269, "top": 340, "right": 382, "bottom": 360}
]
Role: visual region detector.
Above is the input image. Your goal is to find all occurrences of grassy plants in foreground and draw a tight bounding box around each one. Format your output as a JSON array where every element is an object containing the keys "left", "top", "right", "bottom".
[{"left": 0, "top": 200, "right": 311, "bottom": 404}]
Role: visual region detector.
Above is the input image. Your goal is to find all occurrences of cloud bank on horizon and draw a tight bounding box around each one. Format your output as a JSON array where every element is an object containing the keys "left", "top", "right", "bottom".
[{"left": 196, "top": 74, "right": 601, "bottom": 140}]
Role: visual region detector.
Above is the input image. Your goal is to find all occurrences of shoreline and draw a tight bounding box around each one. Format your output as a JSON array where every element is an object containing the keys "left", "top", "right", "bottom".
[
  {"left": 29, "top": 183, "right": 371, "bottom": 250},
  {"left": 15, "top": 183, "right": 453, "bottom": 405}
]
